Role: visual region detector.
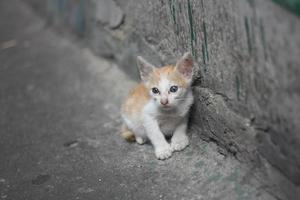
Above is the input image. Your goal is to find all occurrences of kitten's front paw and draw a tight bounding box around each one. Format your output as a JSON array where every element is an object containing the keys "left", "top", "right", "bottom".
[
  {"left": 136, "top": 137, "right": 146, "bottom": 145},
  {"left": 155, "top": 145, "right": 172, "bottom": 160},
  {"left": 171, "top": 136, "right": 189, "bottom": 152}
]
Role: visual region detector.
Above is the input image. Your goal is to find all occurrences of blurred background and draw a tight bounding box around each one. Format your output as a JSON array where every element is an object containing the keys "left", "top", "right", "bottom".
[{"left": 0, "top": 0, "right": 299, "bottom": 199}]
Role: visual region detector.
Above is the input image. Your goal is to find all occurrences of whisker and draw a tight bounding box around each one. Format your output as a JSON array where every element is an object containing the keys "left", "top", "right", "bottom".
[{"left": 174, "top": 97, "right": 194, "bottom": 100}]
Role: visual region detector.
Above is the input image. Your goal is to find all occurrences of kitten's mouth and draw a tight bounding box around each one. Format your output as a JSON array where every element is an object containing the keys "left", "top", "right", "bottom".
[{"left": 160, "top": 105, "right": 173, "bottom": 110}]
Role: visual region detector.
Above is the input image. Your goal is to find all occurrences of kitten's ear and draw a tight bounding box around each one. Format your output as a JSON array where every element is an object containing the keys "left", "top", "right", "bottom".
[
  {"left": 175, "top": 52, "right": 193, "bottom": 80},
  {"left": 137, "top": 56, "right": 155, "bottom": 81}
]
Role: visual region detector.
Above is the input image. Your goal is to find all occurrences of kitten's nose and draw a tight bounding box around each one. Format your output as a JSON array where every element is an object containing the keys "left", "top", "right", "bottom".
[{"left": 160, "top": 98, "right": 168, "bottom": 105}]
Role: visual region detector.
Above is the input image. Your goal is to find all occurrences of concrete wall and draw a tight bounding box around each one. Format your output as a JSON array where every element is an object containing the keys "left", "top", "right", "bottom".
[{"left": 24, "top": 0, "right": 300, "bottom": 186}]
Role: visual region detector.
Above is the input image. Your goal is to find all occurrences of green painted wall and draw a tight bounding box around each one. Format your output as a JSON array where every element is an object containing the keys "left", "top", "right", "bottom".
[{"left": 273, "top": 0, "right": 300, "bottom": 16}]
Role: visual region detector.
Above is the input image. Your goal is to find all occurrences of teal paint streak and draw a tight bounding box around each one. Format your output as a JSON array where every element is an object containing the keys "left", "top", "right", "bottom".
[
  {"left": 187, "top": 0, "right": 197, "bottom": 58},
  {"left": 171, "top": 1, "right": 177, "bottom": 33},
  {"left": 250, "top": 18, "right": 256, "bottom": 52},
  {"left": 244, "top": 17, "right": 252, "bottom": 55},
  {"left": 178, "top": 2, "right": 182, "bottom": 13},
  {"left": 203, "top": 21, "right": 209, "bottom": 61},
  {"left": 272, "top": 0, "right": 300, "bottom": 16},
  {"left": 168, "top": 0, "right": 173, "bottom": 21},
  {"left": 203, "top": 21, "right": 207, "bottom": 49},
  {"left": 168, "top": 0, "right": 176, "bottom": 25},
  {"left": 201, "top": 21, "right": 209, "bottom": 65},
  {"left": 202, "top": 43, "right": 206, "bottom": 65},
  {"left": 169, "top": 0, "right": 179, "bottom": 35},
  {"left": 193, "top": 46, "right": 198, "bottom": 61},
  {"left": 187, "top": 0, "right": 195, "bottom": 42}
]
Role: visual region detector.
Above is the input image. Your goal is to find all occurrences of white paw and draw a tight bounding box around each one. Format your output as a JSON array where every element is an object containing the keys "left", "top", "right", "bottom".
[
  {"left": 171, "top": 137, "right": 189, "bottom": 152},
  {"left": 136, "top": 137, "right": 146, "bottom": 145},
  {"left": 155, "top": 145, "right": 172, "bottom": 160}
]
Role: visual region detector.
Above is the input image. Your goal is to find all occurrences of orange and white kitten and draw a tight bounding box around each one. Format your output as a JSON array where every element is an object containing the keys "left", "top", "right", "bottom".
[{"left": 121, "top": 52, "right": 194, "bottom": 160}]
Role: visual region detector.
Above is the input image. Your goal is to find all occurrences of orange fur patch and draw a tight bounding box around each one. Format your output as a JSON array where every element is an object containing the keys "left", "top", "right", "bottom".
[
  {"left": 121, "top": 124, "right": 135, "bottom": 142},
  {"left": 149, "top": 65, "right": 187, "bottom": 87},
  {"left": 121, "top": 83, "right": 150, "bottom": 117}
]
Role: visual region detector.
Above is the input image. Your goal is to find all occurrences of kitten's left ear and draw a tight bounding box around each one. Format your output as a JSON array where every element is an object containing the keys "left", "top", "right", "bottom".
[{"left": 175, "top": 52, "right": 193, "bottom": 80}]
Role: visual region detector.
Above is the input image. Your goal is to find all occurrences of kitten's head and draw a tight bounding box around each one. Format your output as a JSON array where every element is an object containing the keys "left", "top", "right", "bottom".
[{"left": 137, "top": 52, "right": 193, "bottom": 110}]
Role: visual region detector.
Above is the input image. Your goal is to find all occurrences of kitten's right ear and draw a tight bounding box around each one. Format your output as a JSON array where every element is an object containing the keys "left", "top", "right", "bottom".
[
  {"left": 175, "top": 52, "right": 193, "bottom": 80},
  {"left": 137, "top": 56, "right": 155, "bottom": 81}
]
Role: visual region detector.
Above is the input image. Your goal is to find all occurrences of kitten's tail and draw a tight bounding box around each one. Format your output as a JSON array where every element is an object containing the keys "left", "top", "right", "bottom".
[{"left": 121, "top": 124, "right": 135, "bottom": 142}]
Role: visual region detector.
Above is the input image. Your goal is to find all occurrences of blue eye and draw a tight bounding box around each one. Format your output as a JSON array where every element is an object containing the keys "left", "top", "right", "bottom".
[
  {"left": 152, "top": 87, "right": 160, "bottom": 94},
  {"left": 170, "top": 85, "right": 178, "bottom": 93}
]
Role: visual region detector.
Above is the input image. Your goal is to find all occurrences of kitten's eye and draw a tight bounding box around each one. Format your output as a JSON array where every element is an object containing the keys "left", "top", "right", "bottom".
[
  {"left": 152, "top": 87, "right": 160, "bottom": 94},
  {"left": 170, "top": 85, "right": 178, "bottom": 93}
]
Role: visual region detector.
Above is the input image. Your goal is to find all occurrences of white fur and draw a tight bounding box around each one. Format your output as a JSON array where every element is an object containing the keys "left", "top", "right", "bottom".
[
  {"left": 145, "top": 81, "right": 193, "bottom": 159},
  {"left": 123, "top": 52, "right": 194, "bottom": 160},
  {"left": 123, "top": 77, "right": 194, "bottom": 160}
]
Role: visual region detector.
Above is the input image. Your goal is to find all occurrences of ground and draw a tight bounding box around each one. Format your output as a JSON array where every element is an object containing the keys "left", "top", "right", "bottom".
[{"left": 0, "top": 1, "right": 298, "bottom": 200}]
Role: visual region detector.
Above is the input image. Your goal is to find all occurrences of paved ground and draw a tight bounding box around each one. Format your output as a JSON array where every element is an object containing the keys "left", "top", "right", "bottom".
[{"left": 0, "top": 1, "right": 299, "bottom": 200}]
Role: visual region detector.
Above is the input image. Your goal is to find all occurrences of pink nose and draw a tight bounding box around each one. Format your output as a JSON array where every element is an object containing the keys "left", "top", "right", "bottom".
[{"left": 160, "top": 99, "right": 168, "bottom": 105}]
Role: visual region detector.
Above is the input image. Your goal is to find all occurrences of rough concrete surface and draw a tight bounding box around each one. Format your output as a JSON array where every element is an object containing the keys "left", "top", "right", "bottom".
[
  {"left": 21, "top": 0, "right": 300, "bottom": 187},
  {"left": 0, "top": 1, "right": 299, "bottom": 200}
]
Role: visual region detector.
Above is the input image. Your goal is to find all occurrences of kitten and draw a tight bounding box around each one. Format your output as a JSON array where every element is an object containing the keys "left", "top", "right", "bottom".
[{"left": 121, "top": 52, "right": 194, "bottom": 160}]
